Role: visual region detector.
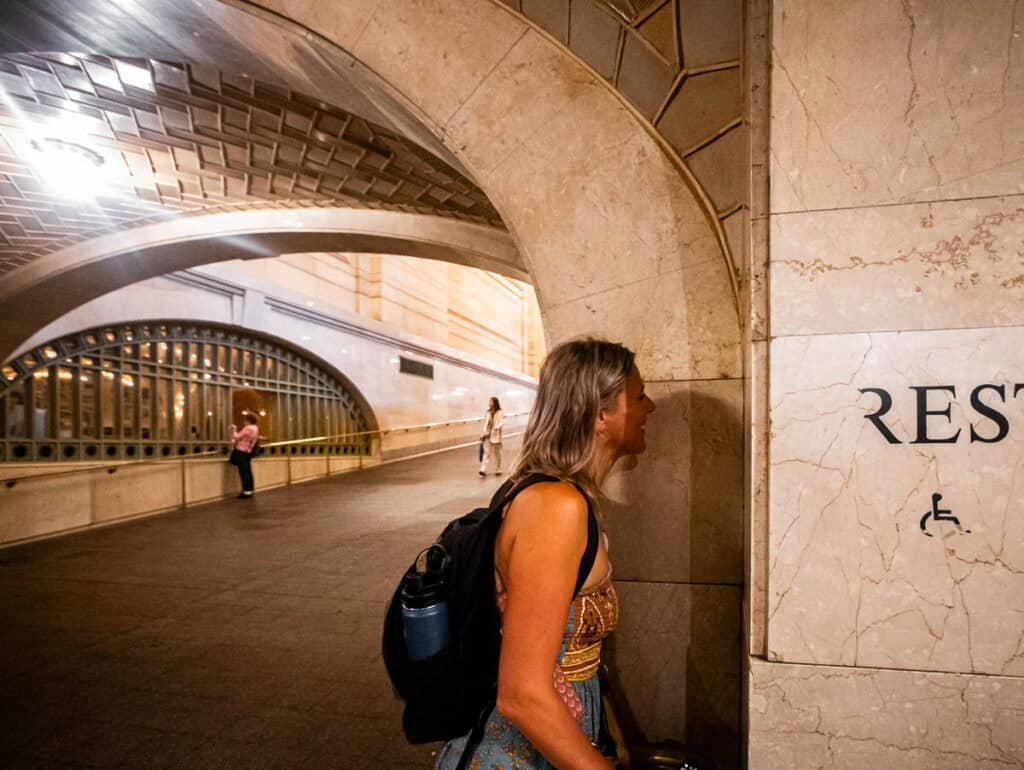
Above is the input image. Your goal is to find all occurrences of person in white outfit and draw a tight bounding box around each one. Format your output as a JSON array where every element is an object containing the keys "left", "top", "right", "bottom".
[{"left": 479, "top": 396, "right": 504, "bottom": 476}]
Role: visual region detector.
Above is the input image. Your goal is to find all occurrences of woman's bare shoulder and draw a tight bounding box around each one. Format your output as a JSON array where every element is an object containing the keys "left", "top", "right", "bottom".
[{"left": 507, "top": 481, "right": 588, "bottom": 531}]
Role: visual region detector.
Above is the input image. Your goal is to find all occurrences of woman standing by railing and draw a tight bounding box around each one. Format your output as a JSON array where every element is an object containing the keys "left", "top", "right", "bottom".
[{"left": 229, "top": 413, "right": 259, "bottom": 499}]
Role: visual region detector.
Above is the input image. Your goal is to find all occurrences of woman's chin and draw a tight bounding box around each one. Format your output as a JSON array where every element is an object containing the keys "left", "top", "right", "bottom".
[{"left": 616, "top": 454, "right": 640, "bottom": 471}]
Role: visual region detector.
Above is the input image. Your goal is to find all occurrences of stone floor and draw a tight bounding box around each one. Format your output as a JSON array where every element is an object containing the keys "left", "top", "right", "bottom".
[{"left": 0, "top": 441, "right": 516, "bottom": 769}]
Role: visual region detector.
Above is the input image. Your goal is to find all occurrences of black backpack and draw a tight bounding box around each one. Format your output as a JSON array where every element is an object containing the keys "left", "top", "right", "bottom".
[{"left": 382, "top": 472, "right": 599, "bottom": 758}]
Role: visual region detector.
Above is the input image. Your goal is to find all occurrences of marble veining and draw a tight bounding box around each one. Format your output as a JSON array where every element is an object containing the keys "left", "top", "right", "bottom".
[
  {"left": 771, "top": 0, "right": 1024, "bottom": 213},
  {"left": 768, "top": 328, "right": 1024, "bottom": 675},
  {"left": 771, "top": 196, "right": 1024, "bottom": 336},
  {"left": 749, "top": 658, "right": 1024, "bottom": 768}
]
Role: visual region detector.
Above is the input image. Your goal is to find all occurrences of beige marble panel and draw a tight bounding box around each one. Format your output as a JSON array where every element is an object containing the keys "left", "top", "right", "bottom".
[
  {"left": 747, "top": 339, "right": 769, "bottom": 656},
  {"left": 289, "top": 456, "right": 330, "bottom": 481},
  {"left": 184, "top": 460, "right": 234, "bottom": 505},
  {"left": 771, "top": 0, "right": 1024, "bottom": 213},
  {"left": 772, "top": 195, "right": 1024, "bottom": 337},
  {"left": 609, "top": 582, "right": 742, "bottom": 770},
  {"left": 328, "top": 456, "right": 361, "bottom": 474},
  {"left": 769, "top": 329, "right": 1024, "bottom": 675},
  {"left": 748, "top": 657, "right": 1024, "bottom": 769},
  {"left": 349, "top": 0, "right": 528, "bottom": 126},
  {"left": 254, "top": 458, "right": 290, "bottom": 490},
  {"left": 262, "top": 0, "right": 381, "bottom": 52},
  {"left": 542, "top": 263, "right": 741, "bottom": 382},
  {"left": 444, "top": 29, "right": 600, "bottom": 178},
  {"left": 603, "top": 378, "right": 743, "bottom": 584}
]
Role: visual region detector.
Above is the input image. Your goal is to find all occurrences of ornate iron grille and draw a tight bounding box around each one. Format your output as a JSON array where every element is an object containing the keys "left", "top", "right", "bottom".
[{"left": 0, "top": 321, "right": 372, "bottom": 462}]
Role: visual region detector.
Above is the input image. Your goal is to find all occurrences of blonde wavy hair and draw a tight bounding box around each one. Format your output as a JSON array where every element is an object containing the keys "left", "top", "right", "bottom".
[{"left": 510, "top": 337, "right": 634, "bottom": 500}]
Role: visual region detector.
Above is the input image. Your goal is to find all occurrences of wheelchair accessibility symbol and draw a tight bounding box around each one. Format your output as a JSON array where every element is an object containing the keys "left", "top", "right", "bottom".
[{"left": 919, "top": 493, "right": 971, "bottom": 537}]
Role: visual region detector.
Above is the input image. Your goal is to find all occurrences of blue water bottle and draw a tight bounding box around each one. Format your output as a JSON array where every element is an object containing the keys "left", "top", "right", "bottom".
[{"left": 401, "top": 546, "right": 451, "bottom": 661}]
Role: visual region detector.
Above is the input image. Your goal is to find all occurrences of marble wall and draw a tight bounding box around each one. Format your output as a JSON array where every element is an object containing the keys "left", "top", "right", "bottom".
[
  {"left": 751, "top": 1, "right": 1024, "bottom": 766},
  {"left": 749, "top": 657, "right": 1024, "bottom": 768}
]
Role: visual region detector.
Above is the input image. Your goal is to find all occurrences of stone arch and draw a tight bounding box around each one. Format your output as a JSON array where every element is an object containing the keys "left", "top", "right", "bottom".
[
  {"left": 0, "top": 209, "right": 522, "bottom": 361},
  {"left": 236, "top": 0, "right": 740, "bottom": 379},
  {"left": 0, "top": 0, "right": 741, "bottom": 379}
]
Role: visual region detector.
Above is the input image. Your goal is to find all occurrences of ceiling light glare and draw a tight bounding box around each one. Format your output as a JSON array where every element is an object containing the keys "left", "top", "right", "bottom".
[{"left": 24, "top": 135, "right": 112, "bottom": 200}]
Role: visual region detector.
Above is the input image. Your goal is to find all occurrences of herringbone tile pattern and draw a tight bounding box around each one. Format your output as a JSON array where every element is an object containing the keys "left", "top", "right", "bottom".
[{"left": 0, "top": 53, "right": 502, "bottom": 276}]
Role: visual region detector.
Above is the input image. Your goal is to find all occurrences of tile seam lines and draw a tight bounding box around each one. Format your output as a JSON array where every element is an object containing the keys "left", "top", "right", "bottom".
[
  {"left": 546, "top": 260, "right": 720, "bottom": 310},
  {"left": 643, "top": 376, "right": 742, "bottom": 384},
  {"left": 615, "top": 578, "right": 743, "bottom": 587},
  {"left": 769, "top": 189, "right": 1024, "bottom": 217},
  {"left": 756, "top": 656, "right": 1024, "bottom": 681},
  {"left": 441, "top": 25, "right": 532, "bottom": 129},
  {"left": 768, "top": 322, "right": 1024, "bottom": 340}
]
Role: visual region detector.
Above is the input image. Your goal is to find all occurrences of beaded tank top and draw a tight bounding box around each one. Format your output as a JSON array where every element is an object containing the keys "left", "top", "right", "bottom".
[{"left": 561, "top": 568, "right": 619, "bottom": 682}]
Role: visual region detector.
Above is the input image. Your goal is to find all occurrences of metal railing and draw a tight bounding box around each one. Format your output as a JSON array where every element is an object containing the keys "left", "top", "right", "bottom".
[{"left": 1, "top": 412, "right": 528, "bottom": 489}]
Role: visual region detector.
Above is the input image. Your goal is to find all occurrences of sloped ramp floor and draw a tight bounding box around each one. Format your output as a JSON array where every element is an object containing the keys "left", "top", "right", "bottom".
[{"left": 0, "top": 441, "right": 517, "bottom": 769}]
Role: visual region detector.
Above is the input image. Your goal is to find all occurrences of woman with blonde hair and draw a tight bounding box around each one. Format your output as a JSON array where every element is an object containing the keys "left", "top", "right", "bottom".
[{"left": 436, "top": 337, "right": 656, "bottom": 770}]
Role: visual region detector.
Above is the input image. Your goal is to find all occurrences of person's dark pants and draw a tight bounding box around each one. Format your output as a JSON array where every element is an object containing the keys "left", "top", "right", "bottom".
[{"left": 235, "top": 452, "right": 254, "bottom": 493}]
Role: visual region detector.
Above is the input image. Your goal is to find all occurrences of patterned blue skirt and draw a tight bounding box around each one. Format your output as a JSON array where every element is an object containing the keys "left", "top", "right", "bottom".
[
  {"left": 434, "top": 604, "right": 602, "bottom": 770},
  {"left": 433, "top": 673, "right": 600, "bottom": 770}
]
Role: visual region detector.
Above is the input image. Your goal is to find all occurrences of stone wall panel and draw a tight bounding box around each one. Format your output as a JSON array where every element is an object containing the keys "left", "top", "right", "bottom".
[
  {"left": 749, "top": 657, "right": 1024, "bottom": 769},
  {"left": 768, "top": 328, "right": 1024, "bottom": 675}
]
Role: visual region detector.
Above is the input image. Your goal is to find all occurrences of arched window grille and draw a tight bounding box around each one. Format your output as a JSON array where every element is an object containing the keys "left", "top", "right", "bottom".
[{"left": 0, "top": 322, "right": 373, "bottom": 462}]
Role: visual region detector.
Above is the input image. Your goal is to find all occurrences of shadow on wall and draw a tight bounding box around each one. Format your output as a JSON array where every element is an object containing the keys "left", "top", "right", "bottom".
[{"left": 600, "top": 386, "right": 743, "bottom": 770}]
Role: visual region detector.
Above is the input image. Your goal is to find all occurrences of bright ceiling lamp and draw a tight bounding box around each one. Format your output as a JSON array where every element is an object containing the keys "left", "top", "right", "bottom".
[
  {"left": 23, "top": 134, "right": 113, "bottom": 200},
  {"left": 0, "top": 94, "right": 128, "bottom": 201}
]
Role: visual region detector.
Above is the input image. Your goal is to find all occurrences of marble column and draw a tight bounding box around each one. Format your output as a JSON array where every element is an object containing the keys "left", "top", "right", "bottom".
[{"left": 749, "top": 1, "right": 1024, "bottom": 766}]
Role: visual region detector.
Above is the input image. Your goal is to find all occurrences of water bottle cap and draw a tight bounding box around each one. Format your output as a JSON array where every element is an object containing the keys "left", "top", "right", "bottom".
[{"left": 401, "top": 570, "right": 446, "bottom": 608}]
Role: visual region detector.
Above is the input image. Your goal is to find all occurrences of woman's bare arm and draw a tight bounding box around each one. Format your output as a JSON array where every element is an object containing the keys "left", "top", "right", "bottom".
[{"left": 495, "top": 482, "right": 614, "bottom": 770}]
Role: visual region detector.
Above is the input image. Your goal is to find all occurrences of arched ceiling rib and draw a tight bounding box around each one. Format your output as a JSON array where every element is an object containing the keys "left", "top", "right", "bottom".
[
  {"left": 502, "top": 0, "right": 745, "bottom": 273},
  {"left": 0, "top": 207, "right": 525, "bottom": 364}
]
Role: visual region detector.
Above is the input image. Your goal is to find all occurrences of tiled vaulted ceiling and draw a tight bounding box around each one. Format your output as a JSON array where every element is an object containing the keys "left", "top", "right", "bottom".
[
  {"left": 0, "top": 52, "right": 503, "bottom": 275},
  {"left": 0, "top": 0, "right": 746, "bottom": 282}
]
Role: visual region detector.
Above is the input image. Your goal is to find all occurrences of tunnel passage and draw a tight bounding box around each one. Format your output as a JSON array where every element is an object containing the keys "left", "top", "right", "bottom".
[
  {"left": 0, "top": 1, "right": 746, "bottom": 766},
  {"left": 0, "top": 320, "right": 377, "bottom": 464}
]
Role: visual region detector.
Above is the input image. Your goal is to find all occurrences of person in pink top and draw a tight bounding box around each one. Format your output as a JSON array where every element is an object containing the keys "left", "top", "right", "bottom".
[{"left": 229, "top": 413, "right": 260, "bottom": 499}]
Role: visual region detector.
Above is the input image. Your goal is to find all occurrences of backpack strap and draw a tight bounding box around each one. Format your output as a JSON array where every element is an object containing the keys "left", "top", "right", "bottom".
[
  {"left": 574, "top": 499, "right": 600, "bottom": 598},
  {"left": 490, "top": 473, "right": 600, "bottom": 599}
]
